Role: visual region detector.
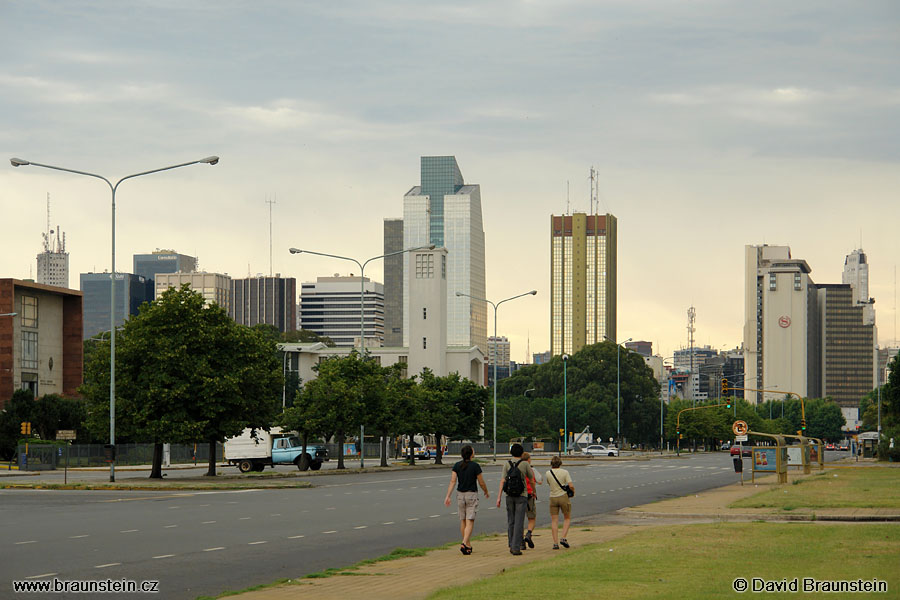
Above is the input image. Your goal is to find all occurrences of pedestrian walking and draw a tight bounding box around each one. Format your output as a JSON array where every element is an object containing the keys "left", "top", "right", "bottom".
[
  {"left": 521, "top": 451, "right": 542, "bottom": 549},
  {"left": 546, "top": 455, "right": 574, "bottom": 549},
  {"left": 496, "top": 443, "right": 534, "bottom": 555},
  {"left": 444, "top": 445, "right": 489, "bottom": 555}
]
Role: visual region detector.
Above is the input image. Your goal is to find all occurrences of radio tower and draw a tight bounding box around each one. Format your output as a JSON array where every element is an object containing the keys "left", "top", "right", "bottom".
[
  {"left": 36, "top": 193, "right": 69, "bottom": 288},
  {"left": 687, "top": 306, "right": 696, "bottom": 406}
]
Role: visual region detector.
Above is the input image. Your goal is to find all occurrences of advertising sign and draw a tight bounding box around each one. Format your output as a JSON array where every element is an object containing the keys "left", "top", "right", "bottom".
[
  {"left": 753, "top": 447, "right": 777, "bottom": 471},
  {"left": 787, "top": 446, "right": 802, "bottom": 465}
]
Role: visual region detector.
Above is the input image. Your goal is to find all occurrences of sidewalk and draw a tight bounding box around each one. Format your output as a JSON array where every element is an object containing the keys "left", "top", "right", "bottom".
[{"left": 222, "top": 466, "right": 900, "bottom": 600}]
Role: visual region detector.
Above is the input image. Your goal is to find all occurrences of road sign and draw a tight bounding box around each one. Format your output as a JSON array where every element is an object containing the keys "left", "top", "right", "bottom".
[
  {"left": 735, "top": 434, "right": 748, "bottom": 442},
  {"left": 56, "top": 430, "right": 76, "bottom": 441},
  {"left": 732, "top": 420, "right": 749, "bottom": 436}
]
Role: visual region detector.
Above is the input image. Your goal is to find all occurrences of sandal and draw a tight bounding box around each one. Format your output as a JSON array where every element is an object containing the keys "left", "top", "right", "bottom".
[
  {"left": 465, "top": 544, "right": 473, "bottom": 554},
  {"left": 460, "top": 544, "right": 472, "bottom": 555}
]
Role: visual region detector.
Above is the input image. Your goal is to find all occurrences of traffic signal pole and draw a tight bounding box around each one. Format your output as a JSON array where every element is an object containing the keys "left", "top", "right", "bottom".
[
  {"left": 728, "top": 385, "right": 807, "bottom": 433},
  {"left": 675, "top": 402, "right": 732, "bottom": 455}
]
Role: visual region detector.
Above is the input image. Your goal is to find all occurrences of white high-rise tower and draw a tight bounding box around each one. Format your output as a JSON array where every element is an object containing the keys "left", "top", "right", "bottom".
[
  {"left": 36, "top": 194, "right": 69, "bottom": 288},
  {"left": 843, "top": 248, "right": 875, "bottom": 326}
]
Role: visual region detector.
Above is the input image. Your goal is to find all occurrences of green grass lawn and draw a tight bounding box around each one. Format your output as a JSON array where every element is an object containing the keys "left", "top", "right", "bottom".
[
  {"left": 428, "top": 522, "right": 899, "bottom": 600},
  {"left": 732, "top": 467, "right": 900, "bottom": 510}
]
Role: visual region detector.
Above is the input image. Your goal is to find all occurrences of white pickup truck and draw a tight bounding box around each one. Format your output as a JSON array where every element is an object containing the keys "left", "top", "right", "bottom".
[{"left": 224, "top": 427, "right": 326, "bottom": 473}]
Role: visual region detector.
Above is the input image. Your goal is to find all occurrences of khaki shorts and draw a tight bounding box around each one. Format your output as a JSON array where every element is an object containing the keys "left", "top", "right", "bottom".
[
  {"left": 549, "top": 495, "right": 571, "bottom": 517},
  {"left": 457, "top": 491, "right": 479, "bottom": 520},
  {"left": 526, "top": 495, "right": 537, "bottom": 519}
]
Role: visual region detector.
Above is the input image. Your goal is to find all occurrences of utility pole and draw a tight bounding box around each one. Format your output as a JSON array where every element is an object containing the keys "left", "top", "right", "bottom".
[{"left": 687, "top": 306, "right": 696, "bottom": 408}]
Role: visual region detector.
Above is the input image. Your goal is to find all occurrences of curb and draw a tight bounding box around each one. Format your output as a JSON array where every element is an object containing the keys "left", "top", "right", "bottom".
[{"left": 617, "top": 509, "right": 900, "bottom": 523}]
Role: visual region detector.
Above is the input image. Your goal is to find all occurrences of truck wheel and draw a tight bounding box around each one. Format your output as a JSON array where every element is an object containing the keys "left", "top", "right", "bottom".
[
  {"left": 253, "top": 462, "right": 265, "bottom": 472},
  {"left": 295, "top": 455, "right": 310, "bottom": 472},
  {"left": 310, "top": 460, "right": 322, "bottom": 471},
  {"left": 238, "top": 459, "right": 253, "bottom": 473}
]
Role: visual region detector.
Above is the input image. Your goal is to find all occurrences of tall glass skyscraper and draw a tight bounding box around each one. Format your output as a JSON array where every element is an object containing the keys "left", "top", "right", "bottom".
[
  {"left": 402, "top": 157, "right": 486, "bottom": 353},
  {"left": 550, "top": 213, "right": 617, "bottom": 355}
]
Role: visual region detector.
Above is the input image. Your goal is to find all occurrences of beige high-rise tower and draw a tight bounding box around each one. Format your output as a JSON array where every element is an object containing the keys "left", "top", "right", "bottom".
[{"left": 550, "top": 213, "right": 617, "bottom": 355}]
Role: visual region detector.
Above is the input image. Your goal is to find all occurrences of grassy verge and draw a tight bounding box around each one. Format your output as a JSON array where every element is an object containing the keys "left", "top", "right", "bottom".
[
  {"left": 429, "top": 522, "right": 899, "bottom": 599},
  {"left": 731, "top": 468, "right": 900, "bottom": 510}
]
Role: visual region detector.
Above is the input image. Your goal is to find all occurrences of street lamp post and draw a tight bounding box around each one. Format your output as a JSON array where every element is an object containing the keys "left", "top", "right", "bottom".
[
  {"left": 605, "top": 336, "right": 631, "bottom": 450},
  {"left": 456, "top": 290, "right": 537, "bottom": 463},
  {"left": 290, "top": 245, "right": 434, "bottom": 468},
  {"left": 562, "top": 354, "right": 568, "bottom": 455},
  {"left": 11, "top": 156, "right": 218, "bottom": 482}
]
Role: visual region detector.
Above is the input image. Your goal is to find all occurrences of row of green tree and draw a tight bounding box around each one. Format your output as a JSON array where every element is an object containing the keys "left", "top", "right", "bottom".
[
  {"left": 0, "top": 391, "right": 86, "bottom": 460},
  {"left": 859, "top": 353, "right": 900, "bottom": 460}
]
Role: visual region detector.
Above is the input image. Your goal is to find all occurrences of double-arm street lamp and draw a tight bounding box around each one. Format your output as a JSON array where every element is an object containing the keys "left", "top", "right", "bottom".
[
  {"left": 289, "top": 245, "right": 434, "bottom": 468},
  {"left": 456, "top": 289, "right": 537, "bottom": 463},
  {"left": 11, "top": 156, "right": 219, "bottom": 481},
  {"left": 605, "top": 336, "right": 632, "bottom": 449}
]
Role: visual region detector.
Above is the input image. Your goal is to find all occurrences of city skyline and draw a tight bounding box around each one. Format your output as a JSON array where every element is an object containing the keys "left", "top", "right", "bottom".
[{"left": 2, "top": 2, "right": 898, "bottom": 361}]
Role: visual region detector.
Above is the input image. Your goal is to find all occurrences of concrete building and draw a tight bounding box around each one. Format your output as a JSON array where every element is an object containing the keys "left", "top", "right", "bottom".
[
  {"left": 383, "top": 218, "right": 404, "bottom": 347},
  {"left": 401, "top": 156, "right": 487, "bottom": 354},
  {"left": 487, "top": 336, "right": 510, "bottom": 367},
  {"left": 299, "top": 275, "right": 384, "bottom": 348},
  {"left": 133, "top": 250, "right": 198, "bottom": 289},
  {"left": 0, "top": 279, "right": 82, "bottom": 406},
  {"left": 281, "top": 247, "right": 484, "bottom": 388},
  {"left": 36, "top": 225, "right": 69, "bottom": 289},
  {"left": 155, "top": 272, "right": 231, "bottom": 312},
  {"left": 550, "top": 213, "right": 617, "bottom": 356},
  {"left": 80, "top": 272, "right": 150, "bottom": 339},
  {"left": 230, "top": 275, "right": 296, "bottom": 333},
  {"left": 878, "top": 347, "right": 899, "bottom": 385},
  {"left": 743, "top": 245, "right": 820, "bottom": 404},
  {"left": 625, "top": 340, "right": 652, "bottom": 357},
  {"left": 674, "top": 345, "right": 719, "bottom": 401},
  {"left": 818, "top": 284, "right": 875, "bottom": 408},
  {"left": 533, "top": 350, "right": 552, "bottom": 365}
]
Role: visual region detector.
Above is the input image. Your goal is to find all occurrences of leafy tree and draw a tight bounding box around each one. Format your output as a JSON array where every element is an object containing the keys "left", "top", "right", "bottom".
[
  {"left": 370, "top": 363, "right": 419, "bottom": 467},
  {"left": 81, "top": 285, "right": 281, "bottom": 478},
  {"left": 281, "top": 329, "right": 336, "bottom": 347},
  {"left": 31, "top": 394, "right": 86, "bottom": 443},
  {"left": 310, "top": 353, "right": 367, "bottom": 469},
  {"left": 279, "top": 378, "right": 329, "bottom": 470},
  {"left": 0, "top": 389, "right": 36, "bottom": 460},
  {"left": 418, "top": 370, "right": 485, "bottom": 464}
]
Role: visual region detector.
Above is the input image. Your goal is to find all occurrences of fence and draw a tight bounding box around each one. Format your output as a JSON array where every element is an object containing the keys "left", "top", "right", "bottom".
[{"left": 16, "top": 443, "right": 224, "bottom": 470}]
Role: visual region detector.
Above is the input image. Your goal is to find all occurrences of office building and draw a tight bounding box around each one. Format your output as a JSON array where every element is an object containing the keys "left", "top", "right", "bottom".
[
  {"left": 0, "top": 279, "right": 83, "bottom": 406},
  {"left": 533, "top": 350, "right": 552, "bottom": 365},
  {"left": 843, "top": 248, "right": 876, "bottom": 327},
  {"left": 625, "top": 340, "right": 652, "bottom": 357},
  {"left": 230, "top": 275, "right": 296, "bottom": 333},
  {"left": 155, "top": 272, "right": 231, "bottom": 312},
  {"left": 743, "top": 245, "right": 821, "bottom": 404},
  {"left": 133, "top": 250, "right": 197, "bottom": 289},
  {"left": 818, "top": 284, "right": 875, "bottom": 408},
  {"left": 401, "top": 156, "right": 486, "bottom": 353},
  {"left": 383, "top": 218, "right": 404, "bottom": 347},
  {"left": 674, "top": 345, "right": 720, "bottom": 401},
  {"left": 299, "top": 275, "right": 384, "bottom": 347},
  {"left": 550, "top": 212, "right": 617, "bottom": 355},
  {"left": 878, "top": 347, "right": 899, "bottom": 386},
  {"left": 80, "top": 272, "right": 150, "bottom": 339},
  {"left": 487, "top": 335, "right": 511, "bottom": 368},
  {"left": 36, "top": 225, "right": 69, "bottom": 289}
]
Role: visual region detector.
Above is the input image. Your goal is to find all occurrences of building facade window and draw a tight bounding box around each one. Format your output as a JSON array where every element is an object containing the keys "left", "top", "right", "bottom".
[
  {"left": 793, "top": 273, "right": 802, "bottom": 291},
  {"left": 21, "top": 295, "right": 38, "bottom": 328},
  {"left": 415, "top": 253, "right": 434, "bottom": 279},
  {"left": 769, "top": 273, "right": 777, "bottom": 291},
  {"left": 398, "top": 355, "right": 408, "bottom": 378},
  {"left": 22, "top": 331, "right": 38, "bottom": 369},
  {"left": 423, "top": 307, "right": 427, "bottom": 320},
  {"left": 423, "top": 337, "right": 427, "bottom": 349}
]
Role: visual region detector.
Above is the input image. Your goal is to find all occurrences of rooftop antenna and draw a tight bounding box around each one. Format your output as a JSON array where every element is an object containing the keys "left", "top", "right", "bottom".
[
  {"left": 590, "top": 167, "right": 596, "bottom": 215},
  {"left": 42, "top": 193, "right": 51, "bottom": 252},
  {"left": 526, "top": 330, "right": 531, "bottom": 364},
  {"left": 265, "top": 194, "right": 276, "bottom": 277},
  {"left": 687, "top": 306, "right": 696, "bottom": 406},
  {"left": 566, "top": 181, "right": 570, "bottom": 215}
]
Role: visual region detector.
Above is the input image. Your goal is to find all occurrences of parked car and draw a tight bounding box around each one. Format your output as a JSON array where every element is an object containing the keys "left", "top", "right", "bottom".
[
  {"left": 826, "top": 443, "right": 836, "bottom": 451},
  {"left": 838, "top": 441, "right": 850, "bottom": 451},
  {"left": 729, "top": 444, "right": 752, "bottom": 457},
  {"left": 583, "top": 444, "right": 619, "bottom": 457}
]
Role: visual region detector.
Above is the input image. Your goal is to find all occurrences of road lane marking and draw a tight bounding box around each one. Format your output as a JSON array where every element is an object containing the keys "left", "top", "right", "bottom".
[
  {"left": 95, "top": 563, "right": 121, "bottom": 568},
  {"left": 152, "top": 555, "right": 175, "bottom": 559},
  {"left": 288, "top": 535, "right": 305, "bottom": 539},
  {"left": 164, "top": 525, "right": 177, "bottom": 528},
  {"left": 323, "top": 530, "right": 337, "bottom": 534},
  {"left": 326, "top": 507, "right": 336, "bottom": 510},
  {"left": 198, "top": 503, "right": 210, "bottom": 506},
  {"left": 270, "top": 513, "right": 281, "bottom": 517},
  {"left": 354, "top": 525, "right": 368, "bottom": 529},
  {"left": 120, "top": 529, "right": 138, "bottom": 533},
  {"left": 202, "top": 521, "right": 216, "bottom": 524},
  {"left": 69, "top": 535, "right": 89, "bottom": 539},
  {"left": 239, "top": 517, "right": 251, "bottom": 520},
  {"left": 25, "top": 573, "right": 57, "bottom": 579},
  {"left": 382, "top": 522, "right": 394, "bottom": 525},
  {"left": 248, "top": 541, "right": 267, "bottom": 545},
  {"left": 429, "top": 515, "right": 440, "bottom": 518},
  {"left": 15, "top": 541, "right": 37, "bottom": 545},
  {"left": 407, "top": 518, "right": 419, "bottom": 521},
  {"left": 169, "top": 506, "right": 180, "bottom": 509},
  {"left": 203, "top": 547, "right": 225, "bottom": 552}
]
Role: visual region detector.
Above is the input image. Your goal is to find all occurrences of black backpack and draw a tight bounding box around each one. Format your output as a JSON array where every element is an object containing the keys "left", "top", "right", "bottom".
[{"left": 503, "top": 459, "right": 526, "bottom": 497}]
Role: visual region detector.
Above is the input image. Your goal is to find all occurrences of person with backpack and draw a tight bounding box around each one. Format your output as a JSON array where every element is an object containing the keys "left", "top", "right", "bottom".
[
  {"left": 546, "top": 455, "right": 575, "bottom": 549},
  {"left": 495, "top": 443, "right": 534, "bottom": 555},
  {"left": 444, "top": 445, "right": 490, "bottom": 555},
  {"left": 521, "top": 451, "right": 542, "bottom": 549}
]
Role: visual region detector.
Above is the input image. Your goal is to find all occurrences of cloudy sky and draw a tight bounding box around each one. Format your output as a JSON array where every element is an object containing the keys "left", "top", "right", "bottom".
[{"left": 2, "top": 1, "right": 898, "bottom": 360}]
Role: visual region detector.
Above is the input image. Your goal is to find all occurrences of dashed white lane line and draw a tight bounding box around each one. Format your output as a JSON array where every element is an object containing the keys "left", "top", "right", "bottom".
[
  {"left": 354, "top": 525, "right": 368, "bottom": 529},
  {"left": 69, "top": 535, "right": 89, "bottom": 539},
  {"left": 322, "top": 530, "right": 337, "bottom": 534},
  {"left": 25, "top": 573, "right": 57, "bottom": 579},
  {"left": 288, "top": 535, "right": 305, "bottom": 539},
  {"left": 203, "top": 547, "right": 225, "bottom": 552},
  {"left": 120, "top": 529, "right": 138, "bottom": 533},
  {"left": 95, "top": 563, "right": 121, "bottom": 569},
  {"left": 407, "top": 518, "right": 419, "bottom": 521},
  {"left": 164, "top": 525, "right": 177, "bottom": 529},
  {"left": 202, "top": 521, "right": 216, "bottom": 524},
  {"left": 382, "top": 522, "right": 395, "bottom": 525},
  {"left": 326, "top": 507, "right": 336, "bottom": 511},
  {"left": 153, "top": 554, "right": 175, "bottom": 559},
  {"left": 270, "top": 513, "right": 281, "bottom": 517},
  {"left": 239, "top": 517, "right": 251, "bottom": 520},
  {"left": 198, "top": 504, "right": 210, "bottom": 507},
  {"left": 248, "top": 541, "right": 267, "bottom": 545},
  {"left": 168, "top": 506, "right": 180, "bottom": 509},
  {"left": 15, "top": 541, "right": 37, "bottom": 545},
  {"left": 429, "top": 515, "right": 441, "bottom": 518}
]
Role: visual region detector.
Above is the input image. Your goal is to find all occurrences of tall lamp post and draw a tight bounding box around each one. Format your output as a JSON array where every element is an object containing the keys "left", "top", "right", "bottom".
[
  {"left": 11, "top": 156, "right": 218, "bottom": 482},
  {"left": 605, "top": 336, "right": 631, "bottom": 450},
  {"left": 562, "top": 354, "right": 568, "bottom": 455},
  {"left": 290, "top": 245, "right": 434, "bottom": 468},
  {"left": 456, "top": 289, "right": 537, "bottom": 463}
]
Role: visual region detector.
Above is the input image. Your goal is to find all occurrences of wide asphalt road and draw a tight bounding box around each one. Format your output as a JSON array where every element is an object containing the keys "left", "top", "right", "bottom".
[{"left": 1, "top": 453, "right": 750, "bottom": 599}]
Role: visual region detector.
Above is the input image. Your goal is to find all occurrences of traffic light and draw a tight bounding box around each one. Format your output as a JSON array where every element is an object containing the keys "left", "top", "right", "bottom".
[
  {"left": 721, "top": 378, "right": 728, "bottom": 396},
  {"left": 20, "top": 422, "right": 31, "bottom": 435},
  {"left": 726, "top": 402, "right": 732, "bottom": 409},
  {"left": 801, "top": 419, "right": 807, "bottom": 432},
  {"left": 559, "top": 428, "right": 564, "bottom": 437}
]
